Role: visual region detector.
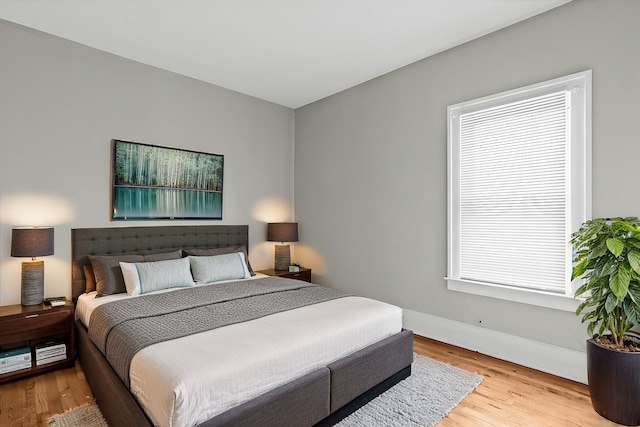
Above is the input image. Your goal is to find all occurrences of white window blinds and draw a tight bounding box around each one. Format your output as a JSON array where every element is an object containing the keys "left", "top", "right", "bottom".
[
  {"left": 447, "top": 70, "right": 591, "bottom": 309},
  {"left": 458, "top": 90, "right": 569, "bottom": 293}
]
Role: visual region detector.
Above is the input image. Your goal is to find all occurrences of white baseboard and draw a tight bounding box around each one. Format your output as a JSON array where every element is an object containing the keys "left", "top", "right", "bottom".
[{"left": 403, "top": 308, "right": 587, "bottom": 384}]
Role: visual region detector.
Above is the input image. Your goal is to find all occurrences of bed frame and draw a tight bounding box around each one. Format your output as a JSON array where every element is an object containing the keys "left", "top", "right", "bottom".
[{"left": 71, "top": 225, "right": 413, "bottom": 427}]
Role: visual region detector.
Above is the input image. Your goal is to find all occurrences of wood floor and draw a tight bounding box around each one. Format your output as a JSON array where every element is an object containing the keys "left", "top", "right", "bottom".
[
  {"left": 0, "top": 362, "right": 92, "bottom": 427},
  {"left": 413, "top": 335, "right": 617, "bottom": 427},
  {"left": 0, "top": 335, "right": 618, "bottom": 426}
]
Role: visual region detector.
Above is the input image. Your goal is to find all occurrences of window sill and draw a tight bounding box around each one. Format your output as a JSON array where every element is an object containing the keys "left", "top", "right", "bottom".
[{"left": 445, "top": 278, "right": 581, "bottom": 312}]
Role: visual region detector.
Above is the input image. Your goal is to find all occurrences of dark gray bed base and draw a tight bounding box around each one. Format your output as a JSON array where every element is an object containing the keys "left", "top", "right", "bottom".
[
  {"left": 77, "top": 320, "right": 413, "bottom": 427},
  {"left": 71, "top": 225, "right": 414, "bottom": 427}
]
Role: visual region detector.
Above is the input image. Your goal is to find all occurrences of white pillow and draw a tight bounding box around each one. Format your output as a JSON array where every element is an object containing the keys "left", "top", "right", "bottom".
[
  {"left": 188, "top": 252, "right": 251, "bottom": 284},
  {"left": 120, "top": 257, "right": 195, "bottom": 296}
]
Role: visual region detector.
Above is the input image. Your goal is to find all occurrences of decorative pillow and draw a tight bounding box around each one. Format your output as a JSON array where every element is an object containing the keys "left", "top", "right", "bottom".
[
  {"left": 188, "top": 252, "right": 251, "bottom": 284},
  {"left": 88, "top": 251, "right": 185, "bottom": 297},
  {"left": 83, "top": 264, "right": 97, "bottom": 293},
  {"left": 120, "top": 257, "right": 195, "bottom": 296},
  {"left": 144, "top": 249, "right": 183, "bottom": 262},
  {"left": 89, "top": 254, "right": 145, "bottom": 297},
  {"left": 183, "top": 245, "right": 255, "bottom": 276}
]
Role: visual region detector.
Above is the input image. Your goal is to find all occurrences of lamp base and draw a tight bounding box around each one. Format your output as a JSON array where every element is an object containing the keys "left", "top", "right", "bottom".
[
  {"left": 21, "top": 260, "right": 44, "bottom": 306},
  {"left": 274, "top": 244, "right": 291, "bottom": 271}
]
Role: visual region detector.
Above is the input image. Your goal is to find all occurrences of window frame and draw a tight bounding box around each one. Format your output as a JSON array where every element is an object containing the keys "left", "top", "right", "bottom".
[{"left": 446, "top": 70, "right": 592, "bottom": 312}]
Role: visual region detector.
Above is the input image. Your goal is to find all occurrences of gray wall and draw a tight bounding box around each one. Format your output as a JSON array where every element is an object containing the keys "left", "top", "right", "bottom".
[
  {"left": 295, "top": 0, "right": 640, "bottom": 352},
  {"left": 0, "top": 20, "right": 295, "bottom": 305}
]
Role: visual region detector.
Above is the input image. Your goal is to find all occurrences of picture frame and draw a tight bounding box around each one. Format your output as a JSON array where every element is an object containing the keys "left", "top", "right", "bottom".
[{"left": 111, "top": 139, "right": 223, "bottom": 220}]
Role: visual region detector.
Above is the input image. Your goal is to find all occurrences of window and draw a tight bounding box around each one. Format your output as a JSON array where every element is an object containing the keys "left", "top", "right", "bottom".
[{"left": 446, "top": 71, "right": 591, "bottom": 311}]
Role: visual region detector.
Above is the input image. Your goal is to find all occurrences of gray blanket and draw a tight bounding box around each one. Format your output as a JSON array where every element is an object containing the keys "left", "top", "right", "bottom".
[{"left": 88, "top": 277, "right": 347, "bottom": 387}]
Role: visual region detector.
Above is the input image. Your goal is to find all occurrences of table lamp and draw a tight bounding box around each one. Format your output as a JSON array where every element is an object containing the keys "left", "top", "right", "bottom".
[
  {"left": 267, "top": 222, "right": 298, "bottom": 271},
  {"left": 11, "top": 227, "right": 54, "bottom": 305}
]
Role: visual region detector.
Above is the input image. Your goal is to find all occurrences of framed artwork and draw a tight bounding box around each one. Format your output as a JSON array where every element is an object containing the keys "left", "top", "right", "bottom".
[{"left": 111, "top": 140, "right": 223, "bottom": 220}]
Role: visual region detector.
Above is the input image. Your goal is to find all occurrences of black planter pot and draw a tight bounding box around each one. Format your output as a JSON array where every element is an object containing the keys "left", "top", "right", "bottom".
[{"left": 587, "top": 335, "right": 640, "bottom": 426}]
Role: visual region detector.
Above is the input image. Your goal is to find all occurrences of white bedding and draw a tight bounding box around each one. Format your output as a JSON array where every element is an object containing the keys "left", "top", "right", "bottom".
[{"left": 77, "top": 279, "right": 403, "bottom": 427}]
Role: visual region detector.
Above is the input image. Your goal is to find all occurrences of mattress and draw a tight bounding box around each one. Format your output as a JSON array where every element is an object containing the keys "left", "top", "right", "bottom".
[{"left": 77, "top": 278, "right": 403, "bottom": 427}]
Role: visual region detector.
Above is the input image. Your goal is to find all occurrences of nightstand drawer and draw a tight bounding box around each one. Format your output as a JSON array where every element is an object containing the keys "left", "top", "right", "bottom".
[
  {"left": 255, "top": 268, "right": 312, "bottom": 283},
  {"left": 286, "top": 270, "right": 311, "bottom": 282},
  {"left": 0, "top": 309, "right": 71, "bottom": 345}
]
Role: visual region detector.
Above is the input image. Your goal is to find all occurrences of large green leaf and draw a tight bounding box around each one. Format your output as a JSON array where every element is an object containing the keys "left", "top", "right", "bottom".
[
  {"left": 582, "top": 310, "right": 598, "bottom": 323},
  {"left": 589, "top": 241, "right": 609, "bottom": 259},
  {"left": 610, "top": 266, "right": 631, "bottom": 300},
  {"left": 607, "top": 238, "right": 625, "bottom": 257},
  {"left": 629, "top": 250, "right": 640, "bottom": 275},
  {"left": 571, "top": 258, "right": 588, "bottom": 280},
  {"left": 604, "top": 293, "right": 619, "bottom": 313},
  {"left": 624, "top": 299, "right": 639, "bottom": 325},
  {"left": 587, "top": 321, "right": 596, "bottom": 337},
  {"left": 574, "top": 283, "right": 591, "bottom": 298},
  {"left": 586, "top": 276, "right": 607, "bottom": 294},
  {"left": 616, "top": 221, "right": 638, "bottom": 232},
  {"left": 598, "top": 258, "right": 619, "bottom": 278},
  {"left": 575, "top": 300, "right": 589, "bottom": 316},
  {"left": 628, "top": 285, "right": 640, "bottom": 305}
]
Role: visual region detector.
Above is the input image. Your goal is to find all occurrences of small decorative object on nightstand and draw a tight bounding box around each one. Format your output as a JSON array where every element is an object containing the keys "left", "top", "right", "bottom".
[
  {"left": 289, "top": 263, "right": 301, "bottom": 272},
  {"left": 0, "top": 301, "right": 75, "bottom": 383},
  {"left": 256, "top": 267, "right": 311, "bottom": 283}
]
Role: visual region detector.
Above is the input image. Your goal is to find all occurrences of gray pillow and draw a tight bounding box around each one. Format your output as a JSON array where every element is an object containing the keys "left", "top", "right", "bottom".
[
  {"left": 144, "top": 249, "right": 183, "bottom": 262},
  {"left": 83, "top": 264, "right": 97, "bottom": 293},
  {"left": 183, "top": 245, "right": 255, "bottom": 276},
  {"left": 89, "top": 254, "right": 145, "bottom": 297},
  {"left": 188, "top": 253, "right": 251, "bottom": 284},
  {"left": 120, "top": 258, "right": 195, "bottom": 295},
  {"left": 88, "top": 250, "right": 185, "bottom": 297}
]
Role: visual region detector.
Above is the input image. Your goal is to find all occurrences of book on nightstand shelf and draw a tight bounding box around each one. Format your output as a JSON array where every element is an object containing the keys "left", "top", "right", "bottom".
[
  {"left": 35, "top": 341, "right": 66, "bottom": 365},
  {"left": 36, "top": 353, "right": 67, "bottom": 366},
  {"left": 0, "top": 361, "right": 32, "bottom": 374},
  {"left": 0, "top": 347, "right": 32, "bottom": 370}
]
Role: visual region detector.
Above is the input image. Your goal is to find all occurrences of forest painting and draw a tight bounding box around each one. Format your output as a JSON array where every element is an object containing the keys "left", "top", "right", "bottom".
[{"left": 111, "top": 140, "right": 223, "bottom": 220}]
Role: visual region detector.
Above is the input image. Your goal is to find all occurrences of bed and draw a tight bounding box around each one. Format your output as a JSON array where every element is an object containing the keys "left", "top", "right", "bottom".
[{"left": 71, "top": 225, "right": 413, "bottom": 427}]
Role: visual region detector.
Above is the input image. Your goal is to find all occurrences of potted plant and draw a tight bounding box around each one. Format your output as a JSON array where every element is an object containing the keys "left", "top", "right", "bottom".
[{"left": 571, "top": 217, "right": 640, "bottom": 426}]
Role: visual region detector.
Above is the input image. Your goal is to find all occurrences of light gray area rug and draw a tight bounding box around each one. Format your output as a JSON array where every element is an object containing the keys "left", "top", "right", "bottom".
[
  {"left": 335, "top": 353, "right": 482, "bottom": 427},
  {"left": 47, "top": 402, "right": 108, "bottom": 427},
  {"left": 47, "top": 354, "right": 481, "bottom": 427}
]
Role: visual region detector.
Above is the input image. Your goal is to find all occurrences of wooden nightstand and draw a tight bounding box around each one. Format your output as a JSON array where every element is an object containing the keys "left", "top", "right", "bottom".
[
  {"left": 256, "top": 268, "right": 312, "bottom": 283},
  {"left": 0, "top": 301, "right": 75, "bottom": 383}
]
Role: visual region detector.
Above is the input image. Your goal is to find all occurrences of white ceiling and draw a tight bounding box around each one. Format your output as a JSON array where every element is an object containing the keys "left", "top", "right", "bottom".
[{"left": 0, "top": 0, "right": 570, "bottom": 108}]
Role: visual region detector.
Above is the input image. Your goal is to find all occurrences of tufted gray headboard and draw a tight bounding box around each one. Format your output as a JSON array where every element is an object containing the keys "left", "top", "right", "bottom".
[{"left": 71, "top": 225, "right": 249, "bottom": 301}]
